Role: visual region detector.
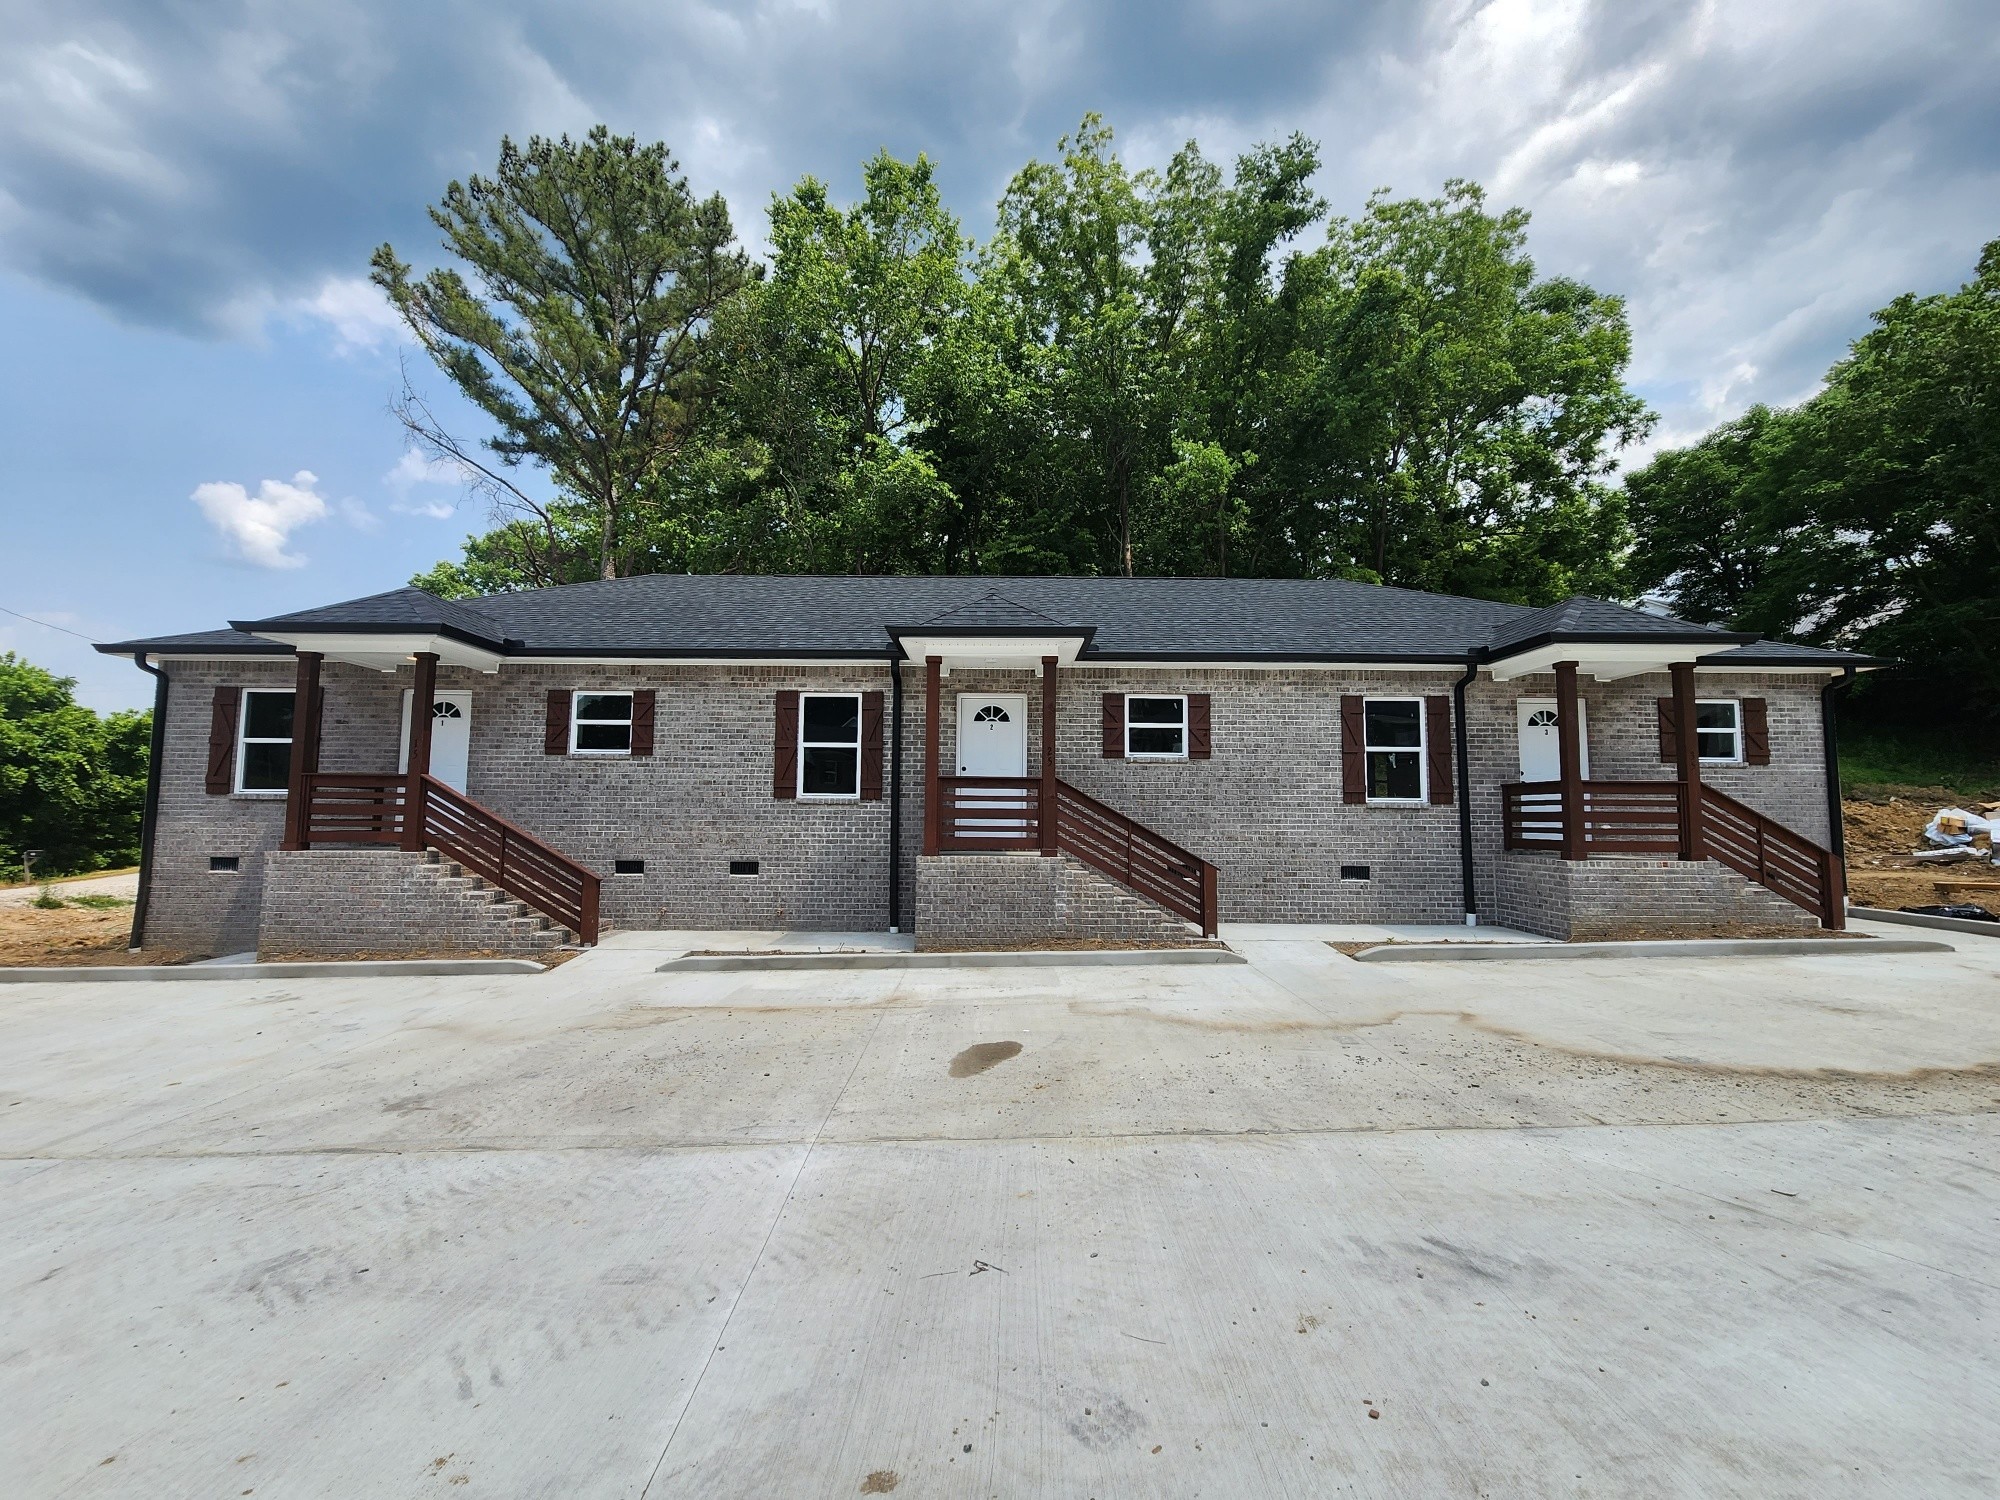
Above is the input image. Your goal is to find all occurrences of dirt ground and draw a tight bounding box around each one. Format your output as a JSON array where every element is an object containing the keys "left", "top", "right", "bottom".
[
  {"left": 1844, "top": 790, "right": 2000, "bottom": 917},
  {"left": 0, "top": 903, "right": 189, "bottom": 967}
]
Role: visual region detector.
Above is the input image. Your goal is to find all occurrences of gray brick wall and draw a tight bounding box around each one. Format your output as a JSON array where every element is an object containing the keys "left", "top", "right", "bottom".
[
  {"left": 141, "top": 659, "right": 296, "bottom": 956},
  {"left": 915, "top": 852, "right": 1202, "bottom": 949},
  {"left": 144, "top": 656, "right": 1840, "bottom": 953},
  {"left": 1493, "top": 852, "right": 1824, "bottom": 940},
  {"left": 259, "top": 849, "right": 567, "bottom": 957},
  {"left": 1462, "top": 671, "right": 1833, "bottom": 922}
]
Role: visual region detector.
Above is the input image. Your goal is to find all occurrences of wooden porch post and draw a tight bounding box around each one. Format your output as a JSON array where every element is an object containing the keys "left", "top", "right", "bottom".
[
  {"left": 1670, "top": 660, "right": 1706, "bottom": 862},
  {"left": 402, "top": 651, "right": 438, "bottom": 852},
  {"left": 1554, "top": 660, "right": 1587, "bottom": 860},
  {"left": 922, "top": 655, "right": 942, "bottom": 856},
  {"left": 1040, "top": 655, "right": 1058, "bottom": 855},
  {"left": 281, "top": 650, "right": 322, "bottom": 851}
]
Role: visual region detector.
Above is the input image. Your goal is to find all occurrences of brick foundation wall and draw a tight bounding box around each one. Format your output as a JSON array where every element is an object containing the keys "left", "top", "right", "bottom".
[
  {"left": 915, "top": 852, "right": 1200, "bottom": 949},
  {"left": 1493, "top": 852, "right": 1825, "bottom": 940},
  {"left": 257, "top": 849, "right": 562, "bottom": 957}
]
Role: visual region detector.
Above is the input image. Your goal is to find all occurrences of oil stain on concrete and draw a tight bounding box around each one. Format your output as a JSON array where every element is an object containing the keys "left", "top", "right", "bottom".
[{"left": 949, "top": 1041, "right": 1023, "bottom": 1077}]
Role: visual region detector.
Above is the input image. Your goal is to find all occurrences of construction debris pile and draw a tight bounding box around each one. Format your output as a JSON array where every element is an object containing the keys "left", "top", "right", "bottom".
[{"left": 1917, "top": 805, "right": 2000, "bottom": 864}]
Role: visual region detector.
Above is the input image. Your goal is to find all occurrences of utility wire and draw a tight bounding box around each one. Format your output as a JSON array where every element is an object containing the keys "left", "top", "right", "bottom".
[{"left": 0, "top": 604, "right": 97, "bottom": 641}]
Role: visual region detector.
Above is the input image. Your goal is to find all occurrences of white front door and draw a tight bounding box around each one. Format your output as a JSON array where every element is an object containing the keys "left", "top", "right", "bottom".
[
  {"left": 401, "top": 691, "right": 473, "bottom": 792},
  {"left": 1516, "top": 698, "right": 1589, "bottom": 781},
  {"left": 956, "top": 694, "right": 1029, "bottom": 776}
]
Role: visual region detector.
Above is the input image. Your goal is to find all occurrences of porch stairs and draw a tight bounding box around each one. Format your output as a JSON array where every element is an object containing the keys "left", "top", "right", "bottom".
[
  {"left": 922, "top": 778, "right": 1221, "bottom": 950},
  {"left": 415, "top": 851, "right": 580, "bottom": 950},
  {"left": 257, "top": 846, "right": 579, "bottom": 959}
]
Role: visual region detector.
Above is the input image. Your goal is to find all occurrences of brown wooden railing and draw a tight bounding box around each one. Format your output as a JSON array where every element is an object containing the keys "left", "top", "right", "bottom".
[
  {"left": 936, "top": 777, "right": 1044, "bottom": 852},
  {"left": 1502, "top": 777, "right": 1843, "bottom": 929},
  {"left": 301, "top": 772, "right": 408, "bottom": 844},
  {"left": 933, "top": 774, "right": 1219, "bottom": 936},
  {"left": 1502, "top": 779, "right": 1686, "bottom": 856},
  {"left": 1053, "top": 780, "right": 1218, "bottom": 937},
  {"left": 299, "top": 772, "right": 602, "bottom": 943},
  {"left": 1700, "top": 784, "right": 1845, "bottom": 930}
]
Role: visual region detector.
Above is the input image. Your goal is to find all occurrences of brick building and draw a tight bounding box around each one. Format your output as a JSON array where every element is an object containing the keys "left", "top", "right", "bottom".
[{"left": 97, "top": 576, "right": 1879, "bottom": 955}]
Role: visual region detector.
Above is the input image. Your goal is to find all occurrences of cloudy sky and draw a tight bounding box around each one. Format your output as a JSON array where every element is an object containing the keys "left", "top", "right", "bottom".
[{"left": 3, "top": 0, "right": 1994, "bottom": 709}]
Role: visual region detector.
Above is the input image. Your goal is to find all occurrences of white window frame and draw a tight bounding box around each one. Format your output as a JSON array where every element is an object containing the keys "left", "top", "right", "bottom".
[
  {"left": 798, "top": 691, "right": 863, "bottom": 800},
  {"left": 1362, "top": 696, "right": 1427, "bottom": 805},
  {"left": 235, "top": 688, "right": 296, "bottom": 795},
  {"left": 570, "top": 690, "right": 635, "bottom": 756},
  {"left": 1124, "top": 693, "right": 1189, "bottom": 760},
  {"left": 1695, "top": 698, "right": 1743, "bottom": 764}
]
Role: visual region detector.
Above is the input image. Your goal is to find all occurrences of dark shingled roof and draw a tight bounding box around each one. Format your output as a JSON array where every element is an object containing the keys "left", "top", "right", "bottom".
[
  {"left": 900, "top": 590, "right": 1081, "bottom": 633},
  {"left": 96, "top": 574, "right": 1881, "bottom": 669},
  {"left": 231, "top": 586, "right": 513, "bottom": 646},
  {"left": 1483, "top": 596, "right": 1753, "bottom": 653},
  {"left": 95, "top": 628, "right": 291, "bottom": 655}
]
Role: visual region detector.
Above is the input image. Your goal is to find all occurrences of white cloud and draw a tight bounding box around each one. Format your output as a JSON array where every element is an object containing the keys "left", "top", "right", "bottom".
[
  {"left": 296, "top": 274, "right": 405, "bottom": 353},
  {"left": 336, "top": 495, "right": 380, "bottom": 531},
  {"left": 384, "top": 449, "right": 467, "bottom": 517},
  {"left": 190, "top": 469, "right": 328, "bottom": 568}
]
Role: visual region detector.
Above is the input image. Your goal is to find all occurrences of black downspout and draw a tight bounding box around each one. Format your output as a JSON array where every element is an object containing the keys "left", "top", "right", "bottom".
[
  {"left": 888, "top": 655, "right": 904, "bottom": 933},
  {"left": 1453, "top": 657, "right": 1479, "bottom": 925},
  {"left": 128, "top": 653, "right": 169, "bottom": 951},
  {"left": 1822, "top": 665, "right": 1856, "bottom": 880}
]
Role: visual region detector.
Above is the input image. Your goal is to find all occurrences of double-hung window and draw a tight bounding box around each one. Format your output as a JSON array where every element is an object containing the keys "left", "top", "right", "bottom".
[
  {"left": 1363, "top": 698, "right": 1425, "bottom": 802},
  {"left": 237, "top": 690, "right": 295, "bottom": 792},
  {"left": 1126, "top": 695, "right": 1188, "bottom": 758},
  {"left": 572, "top": 691, "right": 634, "bottom": 754},
  {"left": 799, "top": 693, "right": 861, "bottom": 798},
  {"left": 1695, "top": 700, "right": 1742, "bottom": 763}
]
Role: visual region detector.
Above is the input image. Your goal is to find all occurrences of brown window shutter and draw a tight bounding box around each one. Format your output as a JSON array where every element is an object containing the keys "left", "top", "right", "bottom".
[
  {"left": 544, "top": 690, "right": 570, "bottom": 755},
  {"left": 1101, "top": 693, "right": 1125, "bottom": 758},
  {"left": 1187, "top": 694, "right": 1211, "bottom": 759},
  {"left": 204, "top": 686, "right": 240, "bottom": 794},
  {"left": 630, "top": 690, "right": 655, "bottom": 757},
  {"left": 1743, "top": 697, "right": 1771, "bottom": 765},
  {"left": 773, "top": 690, "right": 799, "bottom": 798},
  {"left": 860, "top": 690, "right": 885, "bottom": 800},
  {"left": 1425, "top": 696, "right": 1453, "bottom": 804},
  {"left": 1656, "top": 698, "right": 1677, "bottom": 763},
  {"left": 1340, "top": 695, "right": 1365, "bottom": 804}
]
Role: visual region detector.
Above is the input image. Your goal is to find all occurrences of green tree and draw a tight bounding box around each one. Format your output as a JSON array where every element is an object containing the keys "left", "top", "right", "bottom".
[
  {"left": 1253, "top": 182, "right": 1650, "bottom": 598},
  {"left": 981, "top": 115, "right": 1172, "bottom": 576},
  {"left": 1626, "top": 239, "right": 2000, "bottom": 717},
  {"left": 1621, "top": 404, "right": 1791, "bottom": 627},
  {"left": 707, "top": 150, "right": 968, "bottom": 572},
  {"left": 0, "top": 654, "right": 149, "bottom": 878},
  {"left": 406, "top": 123, "right": 1652, "bottom": 604},
  {"left": 373, "top": 127, "right": 754, "bottom": 584}
]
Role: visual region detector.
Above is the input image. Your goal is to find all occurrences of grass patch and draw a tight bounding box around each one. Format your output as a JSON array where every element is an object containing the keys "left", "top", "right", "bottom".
[
  {"left": 1839, "top": 723, "right": 2000, "bottom": 801},
  {"left": 64, "top": 893, "right": 133, "bottom": 911}
]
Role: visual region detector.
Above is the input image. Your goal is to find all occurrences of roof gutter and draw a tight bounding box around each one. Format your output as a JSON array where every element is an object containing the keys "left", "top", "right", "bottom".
[
  {"left": 1453, "top": 656, "right": 1480, "bottom": 925},
  {"left": 1822, "top": 665, "right": 1857, "bottom": 889},
  {"left": 888, "top": 658, "right": 904, "bottom": 933},
  {"left": 126, "top": 653, "right": 168, "bottom": 952}
]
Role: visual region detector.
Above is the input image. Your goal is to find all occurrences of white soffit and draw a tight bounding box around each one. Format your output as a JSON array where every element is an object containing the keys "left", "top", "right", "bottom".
[
  {"left": 1486, "top": 642, "right": 1722, "bottom": 682},
  {"left": 246, "top": 631, "right": 505, "bottom": 673},
  {"left": 898, "top": 633, "right": 1090, "bottom": 669}
]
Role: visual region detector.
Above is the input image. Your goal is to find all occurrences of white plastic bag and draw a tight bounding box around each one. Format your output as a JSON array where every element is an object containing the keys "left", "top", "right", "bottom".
[{"left": 1923, "top": 808, "right": 1993, "bottom": 847}]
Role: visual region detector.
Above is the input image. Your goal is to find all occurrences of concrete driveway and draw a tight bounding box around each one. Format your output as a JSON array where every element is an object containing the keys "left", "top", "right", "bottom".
[{"left": 5, "top": 927, "right": 1999, "bottom": 1498}]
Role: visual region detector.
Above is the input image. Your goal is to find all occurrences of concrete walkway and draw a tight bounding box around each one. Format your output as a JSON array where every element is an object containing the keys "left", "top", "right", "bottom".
[{"left": 4, "top": 931, "right": 1998, "bottom": 1496}]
